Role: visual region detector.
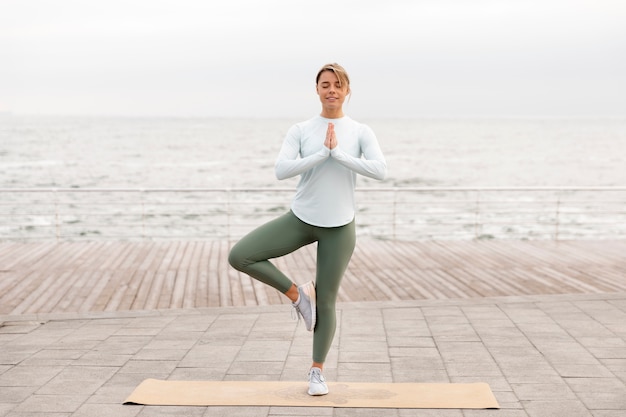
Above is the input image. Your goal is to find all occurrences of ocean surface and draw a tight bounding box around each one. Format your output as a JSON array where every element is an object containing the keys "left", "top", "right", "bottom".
[
  {"left": 2, "top": 115, "right": 626, "bottom": 189},
  {"left": 1, "top": 115, "right": 625, "bottom": 240}
]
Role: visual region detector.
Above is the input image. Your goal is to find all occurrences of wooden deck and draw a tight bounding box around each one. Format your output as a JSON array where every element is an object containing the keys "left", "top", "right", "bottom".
[{"left": 0, "top": 239, "right": 625, "bottom": 316}]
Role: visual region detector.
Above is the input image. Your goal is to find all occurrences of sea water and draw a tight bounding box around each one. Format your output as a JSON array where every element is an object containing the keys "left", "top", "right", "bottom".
[{"left": 1, "top": 115, "right": 625, "bottom": 240}]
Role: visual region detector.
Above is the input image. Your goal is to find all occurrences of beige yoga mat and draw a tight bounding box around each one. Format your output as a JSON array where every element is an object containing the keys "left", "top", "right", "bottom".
[{"left": 124, "top": 379, "right": 499, "bottom": 409}]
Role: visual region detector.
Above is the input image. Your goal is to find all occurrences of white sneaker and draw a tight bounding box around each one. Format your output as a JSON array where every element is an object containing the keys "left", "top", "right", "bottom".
[
  {"left": 292, "top": 281, "right": 316, "bottom": 331},
  {"left": 307, "top": 367, "right": 329, "bottom": 396}
]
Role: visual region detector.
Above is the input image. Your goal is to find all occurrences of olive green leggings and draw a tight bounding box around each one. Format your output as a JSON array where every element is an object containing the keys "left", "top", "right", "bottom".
[{"left": 228, "top": 211, "right": 356, "bottom": 363}]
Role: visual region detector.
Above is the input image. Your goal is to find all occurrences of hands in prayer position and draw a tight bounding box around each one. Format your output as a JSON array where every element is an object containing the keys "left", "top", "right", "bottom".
[{"left": 324, "top": 123, "right": 337, "bottom": 150}]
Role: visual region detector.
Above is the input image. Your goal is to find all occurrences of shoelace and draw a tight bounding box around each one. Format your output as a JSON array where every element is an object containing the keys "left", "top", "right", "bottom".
[
  {"left": 309, "top": 369, "right": 325, "bottom": 384},
  {"left": 291, "top": 304, "right": 302, "bottom": 324}
]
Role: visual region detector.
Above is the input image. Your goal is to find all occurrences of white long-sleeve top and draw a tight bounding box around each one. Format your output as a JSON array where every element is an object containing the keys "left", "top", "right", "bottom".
[{"left": 275, "top": 115, "right": 387, "bottom": 227}]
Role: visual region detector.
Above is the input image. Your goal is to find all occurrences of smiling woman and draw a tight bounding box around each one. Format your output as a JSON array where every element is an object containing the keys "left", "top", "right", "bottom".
[
  {"left": 315, "top": 63, "right": 351, "bottom": 119},
  {"left": 228, "top": 62, "right": 387, "bottom": 397}
]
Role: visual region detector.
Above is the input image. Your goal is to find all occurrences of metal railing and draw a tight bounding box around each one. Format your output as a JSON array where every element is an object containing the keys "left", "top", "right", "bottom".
[{"left": 1, "top": 187, "right": 625, "bottom": 241}]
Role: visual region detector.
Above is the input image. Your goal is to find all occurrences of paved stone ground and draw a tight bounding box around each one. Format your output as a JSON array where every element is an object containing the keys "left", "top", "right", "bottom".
[{"left": 1, "top": 292, "right": 625, "bottom": 417}]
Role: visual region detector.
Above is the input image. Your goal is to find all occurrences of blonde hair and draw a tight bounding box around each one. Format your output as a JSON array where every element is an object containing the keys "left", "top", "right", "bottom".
[{"left": 316, "top": 63, "right": 351, "bottom": 93}]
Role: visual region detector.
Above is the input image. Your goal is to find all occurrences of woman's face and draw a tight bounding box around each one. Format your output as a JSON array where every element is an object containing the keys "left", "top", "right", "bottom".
[{"left": 316, "top": 70, "right": 349, "bottom": 112}]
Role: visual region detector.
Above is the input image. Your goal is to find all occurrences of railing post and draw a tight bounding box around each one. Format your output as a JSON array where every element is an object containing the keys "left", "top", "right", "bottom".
[
  {"left": 54, "top": 189, "right": 60, "bottom": 242},
  {"left": 393, "top": 188, "right": 397, "bottom": 240},
  {"left": 474, "top": 190, "right": 481, "bottom": 239},
  {"left": 227, "top": 188, "right": 231, "bottom": 241},
  {"left": 140, "top": 189, "right": 145, "bottom": 240},
  {"left": 554, "top": 195, "right": 561, "bottom": 241}
]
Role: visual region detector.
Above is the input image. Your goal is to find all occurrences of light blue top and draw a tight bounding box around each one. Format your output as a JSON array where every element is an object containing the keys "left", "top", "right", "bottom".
[{"left": 275, "top": 115, "right": 387, "bottom": 227}]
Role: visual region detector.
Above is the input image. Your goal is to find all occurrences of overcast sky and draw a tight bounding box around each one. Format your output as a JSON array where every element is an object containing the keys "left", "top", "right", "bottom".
[{"left": 1, "top": 0, "right": 625, "bottom": 118}]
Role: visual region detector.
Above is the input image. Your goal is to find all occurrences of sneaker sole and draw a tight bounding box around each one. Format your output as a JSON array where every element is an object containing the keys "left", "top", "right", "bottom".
[{"left": 306, "top": 282, "right": 316, "bottom": 331}]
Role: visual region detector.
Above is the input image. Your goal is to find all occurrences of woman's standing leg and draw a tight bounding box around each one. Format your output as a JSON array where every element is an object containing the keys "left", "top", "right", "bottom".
[{"left": 311, "top": 219, "right": 356, "bottom": 365}]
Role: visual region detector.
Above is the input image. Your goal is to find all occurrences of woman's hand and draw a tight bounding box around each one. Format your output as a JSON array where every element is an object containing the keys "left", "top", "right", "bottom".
[{"left": 324, "top": 122, "right": 337, "bottom": 150}]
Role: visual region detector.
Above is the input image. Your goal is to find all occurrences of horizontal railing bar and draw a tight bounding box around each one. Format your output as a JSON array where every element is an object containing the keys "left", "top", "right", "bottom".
[
  {"left": 2, "top": 187, "right": 625, "bottom": 242},
  {"left": 1, "top": 186, "right": 626, "bottom": 192}
]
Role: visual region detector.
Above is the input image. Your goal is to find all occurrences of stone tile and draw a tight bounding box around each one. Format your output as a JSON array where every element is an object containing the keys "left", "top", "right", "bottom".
[
  {"left": 227, "top": 361, "right": 284, "bottom": 376},
  {"left": 587, "top": 346, "right": 626, "bottom": 359},
  {"left": 339, "top": 340, "right": 388, "bottom": 352},
  {"left": 203, "top": 406, "right": 270, "bottom": 417},
  {"left": 400, "top": 409, "right": 463, "bottom": 417},
  {"left": 12, "top": 394, "right": 87, "bottom": 413},
  {"left": 19, "top": 349, "right": 87, "bottom": 367},
  {"left": 123, "top": 317, "right": 176, "bottom": 329},
  {"left": 133, "top": 348, "right": 188, "bottom": 361},
  {"left": 135, "top": 405, "right": 206, "bottom": 416},
  {"left": 114, "top": 327, "right": 163, "bottom": 336},
  {"left": 336, "top": 408, "right": 400, "bottom": 416},
  {"left": 142, "top": 337, "right": 198, "bottom": 351},
  {"left": 73, "top": 403, "right": 142, "bottom": 417},
  {"left": 269, "top": 405, "right": 332, "bottom": 416},
  {"left": 550, "top": 362, "right": 614, "bottom": 378},
  {"left": 392, "top": 369, "right": 451, "bottom": 383},
  {"left": 95, "top": 336, "right": 154, "bottom": 355},
  {"left": 86, "top": 384, "right": 137, "bottom": 405},
  {"left": 500, "top": 369, "right": 564, "bottom": 385},
  {"left": 511, "top": 383, "right": 577, "bottom": 401},
  {"left": 429, "top": 326, "right": 481, "bottom": 342},
  {"left": 0, "top": 322, "right": 43, "bottom": 334},
  {"left": 386, "top": 336, "right": 435, "bottom": 348},
  {"left": 0, "top": 403, "right": 17, "bottom": 416},
  {"left": 566, "top": 377, "right": 626, "bottom": 410},
  {"left": 601, "top": 358, "right": 626, "bottom": 373},
  {"left": 36, "top": 366, "right": 118, "bottom": 395},
  {"left": 163, "top": 315, "right": 217, "bottom": 332},
  {"left": 450, "top": 376, "right": 512, "bottom": 392},
  {"left": 236, "top": 340, "right": 291, "bottom": 362},
  {"left": 391, "top": 352, "right": 445, "bottom": 371},
  {"left": 118, "top": 360, "right": 178, "bottom": 374},
  {"left": 102, "top": 372, "right": 171, "bottom": 390},
  {"left": 0, "top": 365, "right": 64, "bottom": 387},
  {"left": 492, "top": 391, "right": 523, "bottom": 409},
  {"left": 523, "top": 400, "right": 593, "bottom": 417},
  {"left": 338, "top": 362, "right": 393, "bottom": 382},
  {"left": 73, "top": 352, "right": 132, "bottom": 367},
  {"left": 168, "top": 367, "right": 225, "bottom": 381},
  {"left": 382, "top": 307, "right": 424, "bottom": 320},
  {"left": 339, "top": 350, "right": 390, "bottom": 363},
  {"left": 444, "top": 361, "right": 504, "bottom": 378},
  {"left": 462, "top": 411, "right": 528, "bottom": 417},
  {"left": 591, "top": 411, "right": 626, "bottom": 417},
  {"left": 0, "top": 386, "right": 37, "bottom": 403},
  {"left": 223, "top": 373, "right": 279, "bottom": 382},
  {"left": 179, "top": 344, "right": 240, "bottom": 368}
]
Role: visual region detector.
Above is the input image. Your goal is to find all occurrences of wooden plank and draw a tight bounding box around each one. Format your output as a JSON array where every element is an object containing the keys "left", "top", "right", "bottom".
[
  {"left": 118, "top": 268, "right": 149, "bottom": 311},
  {"left": 218, "top": 241, "right": 234, "bottom": 307},
  {"left": 1, "top": 239, "right": 625, "bottom": 315},
  {"left": 78, "top": 270, "right": 110, "bottom": 312},
  {"left": 0, "top": 243, "right": 52, "bottom": 271},
  {"left": 0, "top": 270, "right": 35, "bottom": 313},
  {"left": 143, "top": 270, "right": 167, "bottom": 311},
  {"left": 194, "top": 242, "right": 210, "bottom": 308},
  {"left": 206, "top": 242, "right": 221, "bottom": 308}
]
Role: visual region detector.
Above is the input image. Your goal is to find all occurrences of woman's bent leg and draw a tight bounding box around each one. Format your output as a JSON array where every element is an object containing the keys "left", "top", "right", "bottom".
[
  {"left": 228, "top": 211, "right": 314, "bottom": 294},
  {"left": 312, "top": 220, "right": 356, "bottom": 363}
]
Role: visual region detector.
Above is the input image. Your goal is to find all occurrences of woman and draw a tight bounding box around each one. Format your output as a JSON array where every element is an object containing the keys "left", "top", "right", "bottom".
[{"left": 228, "top": 63, "right": 387, "bottom": 396}]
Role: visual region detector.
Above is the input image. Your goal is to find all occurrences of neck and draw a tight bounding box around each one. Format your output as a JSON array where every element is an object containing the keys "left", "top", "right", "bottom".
[{"left": 320, "top": 108, "right": 344, "bottom": 119}]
